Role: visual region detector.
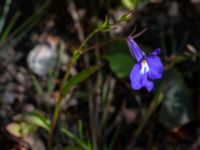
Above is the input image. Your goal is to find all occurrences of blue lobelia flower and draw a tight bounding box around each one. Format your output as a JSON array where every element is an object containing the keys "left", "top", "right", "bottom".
[{"left": 128, "top": 36, "right": 164, "bottom": 92}]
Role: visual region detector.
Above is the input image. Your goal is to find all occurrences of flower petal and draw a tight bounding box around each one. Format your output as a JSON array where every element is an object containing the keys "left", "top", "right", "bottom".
[
  {"left": 141, "top": 73, "right": 154, "bottom": 92},
  {"left": 146, "top": 55, "right": 163, "bottom": 80},
  {"left": 128, "top": 36, "right": 144, "bottom": 62},
  {"left": 149, "top": 48, "right": 161, "bottom": 56},
  {"left": 130, "top": 63, "right": 143, "bottom": 90}
]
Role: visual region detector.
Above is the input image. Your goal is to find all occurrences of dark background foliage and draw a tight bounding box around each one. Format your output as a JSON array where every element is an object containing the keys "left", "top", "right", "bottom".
[{"left": 0, "top": 0, "right": 200, "bottom": 149}]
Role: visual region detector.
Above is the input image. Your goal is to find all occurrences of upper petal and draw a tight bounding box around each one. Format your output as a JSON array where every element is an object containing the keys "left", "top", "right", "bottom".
[
  {"left": 146, "top": 55, "right": 163, "bottom": 80},
  {"left": 128, "top": 36, "right": 144, "bottom": 62},
  {"left": 149, "top": 48, "right": 161, "bottom": 56},
  {"left": 130, "top": 63, "right": 143, "bottom": 90}
]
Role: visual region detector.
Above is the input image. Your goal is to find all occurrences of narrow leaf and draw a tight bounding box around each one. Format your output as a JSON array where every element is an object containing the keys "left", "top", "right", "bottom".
[
  {"left": 6, "top": 122, "right": 36, "bottom": 138},
  {"left": 23, "top": 111, "right": 51, "bottom": 131},
  {"left": 61, "top": 65, "right": 100, "bottom": 97}
]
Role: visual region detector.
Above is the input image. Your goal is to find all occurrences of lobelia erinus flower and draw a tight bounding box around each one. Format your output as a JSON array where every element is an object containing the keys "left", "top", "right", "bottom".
[{"left": 128, "top": 36, "right": 164, "bottom": 92}]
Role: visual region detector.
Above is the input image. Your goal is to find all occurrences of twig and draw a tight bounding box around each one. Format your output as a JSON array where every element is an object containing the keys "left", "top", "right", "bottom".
[{"left": 83, "top": 28, "right": 148, "bottom": 53}]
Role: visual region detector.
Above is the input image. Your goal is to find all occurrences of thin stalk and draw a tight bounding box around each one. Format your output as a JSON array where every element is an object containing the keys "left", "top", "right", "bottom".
[
  {"left": 47, "top": 27, "right": 147, "bottom": 149},
  {"left": 60, "top": 29, "right": 98, "bottom": 89},
  {"left": 83, "top": 28, "right": 147, "bottom": 53},
  {"left": 47, "top": 28, "right": 99, "bottom": 150}
]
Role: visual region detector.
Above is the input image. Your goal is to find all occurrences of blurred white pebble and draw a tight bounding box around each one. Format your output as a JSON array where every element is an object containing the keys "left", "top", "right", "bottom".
[{"left": 27, "top": 43, "right": 57, "bottom": 76}]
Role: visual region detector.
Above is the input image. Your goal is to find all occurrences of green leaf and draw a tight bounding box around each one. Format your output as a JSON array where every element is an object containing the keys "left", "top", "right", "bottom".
[
  {"left": 6, "top": 122, "right": 37, "bottom": 138},
  {"left": 61, "top": 128, "right": 89, "bottom": 150},
  {"left": 97, "top": 16, "right": 110, "bottom": 31},
  {"left": 61, "top": 65, "right": 100, "bottom": 97},
  {"left": 119, "top": 12, "right": 132, "bottom": 22},
  {"left": 23, "top": 111, "right": 51, "bottom": 131},
  {"left": 159, "top": 70, "right": 194, "bottom": 129},
  {"left": 104, "top": 52, "right": 134, "bottom": 78},
  {"left": 61, "top": 128, "right": 76, "bottom": 139},
  {"left": 122, "top": 0, "right": 138, "bottom": 9}
]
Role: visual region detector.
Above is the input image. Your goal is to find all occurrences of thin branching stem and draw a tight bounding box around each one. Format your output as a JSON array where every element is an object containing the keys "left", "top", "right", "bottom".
[
  {"left": 47, "top": 29, "right": 98, "bottom": 150},
  {"left": 47, "top": 22, "right": 148, "bottom": 149}
]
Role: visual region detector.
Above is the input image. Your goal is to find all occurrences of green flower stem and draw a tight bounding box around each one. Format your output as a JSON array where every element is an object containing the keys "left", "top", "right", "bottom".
[
  {"left": 82, "top": 28, "right": 148, "bottom": 53},
  {"left": 48, "top": 20, "right": 147, "bottom": 149},
  {"left": 60, "top": 29, "right": 98, "bottom": 89},
  {"left": 48, "top": 28, "right": 99, "bottom": 150}
]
